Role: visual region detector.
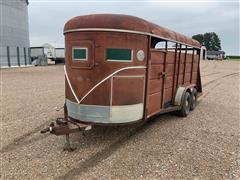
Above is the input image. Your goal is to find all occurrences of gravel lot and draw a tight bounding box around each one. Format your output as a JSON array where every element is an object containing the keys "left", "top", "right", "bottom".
[{"left": 1, "top": 61, "right": 239, "bottom": 179}]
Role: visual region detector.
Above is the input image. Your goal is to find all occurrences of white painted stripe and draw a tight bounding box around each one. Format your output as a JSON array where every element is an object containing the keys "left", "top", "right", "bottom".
[
  {"left": 64, "top": 65, "right": 80, "bottom": 103},
  {"left": 64, "top": 65, "right": 146, "bottom": 104},
  {"left": 110, "top": 76, "right": 113, "bottom": 106},
  {"left": 64, "top": 28, "right": 200, "bottom": 49},
  {"left": 113, "top": 75, "right": 145, "bottom": 78},
  {"left": 64, "top": 28, "right": 146, "bottom": 35},
  {"left": 79, "top": 66, "right": 146, "bottom": 103}
]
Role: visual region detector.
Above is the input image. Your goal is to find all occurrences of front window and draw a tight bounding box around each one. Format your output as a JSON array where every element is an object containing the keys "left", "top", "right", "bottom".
[
  {"left": 72, "top": 47, "right": 88, "bottom": 61},
  {"left": 106, "top": 48, "right": 132, "bottom": 62}
]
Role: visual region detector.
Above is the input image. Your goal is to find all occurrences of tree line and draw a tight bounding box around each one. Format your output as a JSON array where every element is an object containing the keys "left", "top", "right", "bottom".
[{"left": 192, "top": 32, "right": 222, "bottom": 51}]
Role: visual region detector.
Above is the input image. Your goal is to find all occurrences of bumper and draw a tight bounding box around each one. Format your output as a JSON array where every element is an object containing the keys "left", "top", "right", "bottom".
[{"left": 66, "top": 99, "right": 144, "bottom": 124}]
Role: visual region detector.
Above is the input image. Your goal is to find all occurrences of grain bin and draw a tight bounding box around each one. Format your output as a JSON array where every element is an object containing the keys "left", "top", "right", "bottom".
[{"left": 0, "top": 0, "right": 30, "bottom": 68}]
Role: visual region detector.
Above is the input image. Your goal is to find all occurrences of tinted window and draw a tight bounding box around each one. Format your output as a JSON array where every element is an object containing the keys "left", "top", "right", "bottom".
[
  {"left": 72, "top": 48, "right": 87, "bottom": 61},
  {"left": 106, "top": 48, "right": 132, "bottom": 61}
]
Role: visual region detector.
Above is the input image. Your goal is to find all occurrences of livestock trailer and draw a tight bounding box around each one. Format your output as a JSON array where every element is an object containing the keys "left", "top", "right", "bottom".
[{"left": 41, "top": 14, "right": 203, "bottom": 151}]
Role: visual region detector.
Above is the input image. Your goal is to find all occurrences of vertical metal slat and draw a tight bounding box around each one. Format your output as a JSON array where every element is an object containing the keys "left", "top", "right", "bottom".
[
  {"left": 176, "top": 44, "right": 182, "bottom": 87},
  {"left": 161, "top": 41, "right": 167, "bottom": 109},
  {"left": 171, "top": 43, "right": 178, "bottom": 101},
  {"left": 182, "top": 45, "right": 187, "bottom": 84},
  {"left": 144, "top": 36, "right": 151, "bottom": 119},
  {"left": 190, "top": 49, "right": 195, "bottom": 83}
]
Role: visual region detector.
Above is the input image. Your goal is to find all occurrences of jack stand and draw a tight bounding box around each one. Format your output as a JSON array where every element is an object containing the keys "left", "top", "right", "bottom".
[{"left": 63, "top": 134, "right": 75, "bottom": 152}]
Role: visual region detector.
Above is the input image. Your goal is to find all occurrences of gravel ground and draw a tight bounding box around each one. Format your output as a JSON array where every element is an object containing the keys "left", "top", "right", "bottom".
[{"left": 1, "top": 61, "right": 239, "bottom": 179}]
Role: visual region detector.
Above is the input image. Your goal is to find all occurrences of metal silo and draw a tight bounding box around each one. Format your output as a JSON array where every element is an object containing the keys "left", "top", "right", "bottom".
[{"left": 0, "top": 0, "right": 30, "bottom": 67}]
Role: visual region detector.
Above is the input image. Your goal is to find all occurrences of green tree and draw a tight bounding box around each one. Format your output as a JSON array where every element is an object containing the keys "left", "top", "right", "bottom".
[
  {"left": 192, "top": 34, "right": 204, "bottom": 45},
  {"left": 192, "top": 32, "right": 221, "bottom": 51}
]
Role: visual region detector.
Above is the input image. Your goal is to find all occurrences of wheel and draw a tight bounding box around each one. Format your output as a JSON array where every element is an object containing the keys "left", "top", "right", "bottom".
[
  {"left": 190, "top": 88, "right": 197, "bottom": 111},
  {"left": 177, "top": 91, "right": 191, "bottom": 117}
]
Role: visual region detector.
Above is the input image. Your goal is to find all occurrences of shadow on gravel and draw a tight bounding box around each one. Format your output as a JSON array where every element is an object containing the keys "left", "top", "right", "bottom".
[
  {"left": 0, "top": 121, "right": 51, "bottom": 153},
  {"left": 57, "top": 114, "right": 177, "bottom": 179}
]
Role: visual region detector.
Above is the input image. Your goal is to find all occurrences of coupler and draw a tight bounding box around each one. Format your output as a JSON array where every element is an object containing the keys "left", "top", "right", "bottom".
[{"left": 40, "top": 104, "right": 91, "bottom": 151}]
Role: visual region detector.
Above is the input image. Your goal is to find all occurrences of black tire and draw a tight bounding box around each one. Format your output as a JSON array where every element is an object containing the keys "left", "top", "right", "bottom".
[
  {"left": 177, "top": 92, "right": 191, "bottom": 117},
  {"left": 190, "top": 88, "right": 197, "bottom": 111}
]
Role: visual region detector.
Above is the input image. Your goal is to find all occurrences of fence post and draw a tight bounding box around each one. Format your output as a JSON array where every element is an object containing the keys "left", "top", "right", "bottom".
[
  {"left": 7, "top": 46, "right": 11, "bottom": 67},
  {"left": 28, "top": 47, "right": 31, "bottom": 64},
  {"left": 24, "top": 47, "right": 27, "bottom": 65},
  {"left": 17, "top": 46, "right": 20, "bottom": 66}
]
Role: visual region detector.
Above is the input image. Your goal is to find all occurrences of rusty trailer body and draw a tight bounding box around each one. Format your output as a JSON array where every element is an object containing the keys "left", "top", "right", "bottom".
[{"left": 41, "top": 14, "right": 202, "bottom": 148}]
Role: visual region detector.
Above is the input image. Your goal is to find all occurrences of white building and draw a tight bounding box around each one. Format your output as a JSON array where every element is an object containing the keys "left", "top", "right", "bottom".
[{"left": 207, "top": 51, "right": 225, "bottom": 60}]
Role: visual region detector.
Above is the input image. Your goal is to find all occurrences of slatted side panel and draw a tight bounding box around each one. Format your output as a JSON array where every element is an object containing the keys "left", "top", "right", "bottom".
[{"left": 147, "top": 48, "right": 200, "bottom": 117}]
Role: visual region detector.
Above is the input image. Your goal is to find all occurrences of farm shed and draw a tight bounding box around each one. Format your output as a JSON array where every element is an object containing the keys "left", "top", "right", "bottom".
[
  {"left": 30, "top": 44, "right": 55, "bottom": 61},
  {"left": 30, "top": 45, "right": 65, "bottom": 64},
  {"left": 207, "top": 51, "right": 225, "bottom": 60}
]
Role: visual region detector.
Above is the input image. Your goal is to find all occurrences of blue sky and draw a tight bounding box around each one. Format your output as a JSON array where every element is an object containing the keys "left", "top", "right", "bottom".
[{"left": 28, "top": 0, "right": 239, "bottom": 55}]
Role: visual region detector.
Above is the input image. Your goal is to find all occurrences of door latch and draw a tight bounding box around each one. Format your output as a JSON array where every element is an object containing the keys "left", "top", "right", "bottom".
[{"left": 158, "top": 72, "right": 166, "bottom": 79}]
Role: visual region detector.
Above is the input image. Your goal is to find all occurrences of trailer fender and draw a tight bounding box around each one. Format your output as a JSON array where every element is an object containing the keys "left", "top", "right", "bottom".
[
  {"left": 174, "top": 87, "right": 186, "bottom": 106},
  {"left": 174, "top": 86, "right": 195, "bottom": 106}
]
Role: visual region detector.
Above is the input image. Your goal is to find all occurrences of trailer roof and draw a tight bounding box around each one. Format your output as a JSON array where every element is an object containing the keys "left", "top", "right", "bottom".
[{"left": 64, "top": 14, "right": 201, "bottom": 48}]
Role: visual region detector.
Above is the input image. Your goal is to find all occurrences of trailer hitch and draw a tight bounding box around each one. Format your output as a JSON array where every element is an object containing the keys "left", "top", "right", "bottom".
[
  {"left": 40, "top": 118, "right": 91, "bottom": 151},
  {"left": 41, "top": 118, "right": 91, "bottom": 135}
]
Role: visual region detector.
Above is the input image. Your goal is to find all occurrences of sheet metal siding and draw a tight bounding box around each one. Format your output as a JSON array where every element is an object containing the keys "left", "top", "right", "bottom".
[
  {"left": 0, "top": 0, "right": 30, "bottom": 67},
  {"left": 65, "top": 31, "right": 148, "bottom": 107}
]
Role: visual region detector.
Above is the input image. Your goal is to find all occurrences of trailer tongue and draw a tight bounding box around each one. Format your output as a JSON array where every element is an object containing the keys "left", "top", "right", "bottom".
[
  {"left": 40, "top": 105, "right": 92, "bottom": 151},
  {"left": 40, "top": 118, "right": 90, "bottom": 136}
]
